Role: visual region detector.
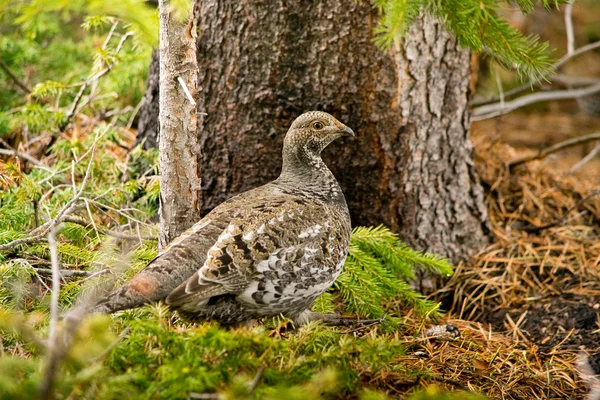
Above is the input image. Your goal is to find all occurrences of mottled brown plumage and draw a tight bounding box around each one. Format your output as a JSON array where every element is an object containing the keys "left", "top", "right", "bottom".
[{"left": 91, "top": 111, "right": 354, "bottom": 325}]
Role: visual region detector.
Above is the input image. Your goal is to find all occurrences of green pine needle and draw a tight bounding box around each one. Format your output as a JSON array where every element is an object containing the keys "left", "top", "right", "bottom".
[
  {"left": 373, "top": 0, "right": 569, "bottom": 82},
  {"left": 317, "top": 225, "right": 454, "bottom": 319}
]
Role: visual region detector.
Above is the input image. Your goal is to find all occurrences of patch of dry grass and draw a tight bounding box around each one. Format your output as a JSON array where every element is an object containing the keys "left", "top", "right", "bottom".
[
  {"left": 422, "top": 132, "right": 599, "bottom": 399},
  {"left": 391, "top": 318, "right": 586, "bottom": 399},
  {"left": 448, "top": 134, "right": 599, "bottom": 318}
]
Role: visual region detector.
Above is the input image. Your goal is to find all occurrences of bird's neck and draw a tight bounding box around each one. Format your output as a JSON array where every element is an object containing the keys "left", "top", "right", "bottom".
[{"left": 278, "top": 146, "right": 345, "bottom": 204}]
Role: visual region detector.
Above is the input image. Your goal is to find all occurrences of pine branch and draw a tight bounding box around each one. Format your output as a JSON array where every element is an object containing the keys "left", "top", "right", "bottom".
[
  {"left": 472, "top": 40, "right": 600, "bottom": 107},
  {"left": 350, "top": 225, "right": 454, "bottom": 277},
  {"left": 323, "top": 225, "right": 453, "bottom": 319},
  {"left": 374, "top": 0, "right": 570, "bottom": 82}
]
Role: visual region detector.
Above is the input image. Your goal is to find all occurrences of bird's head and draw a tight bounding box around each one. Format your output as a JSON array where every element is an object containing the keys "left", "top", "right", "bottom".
[{"left": 284, "top": 111, "right": 355, "bottom": 157}]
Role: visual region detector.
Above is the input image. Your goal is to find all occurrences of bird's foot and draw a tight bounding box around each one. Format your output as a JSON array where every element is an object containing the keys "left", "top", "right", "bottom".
[
  {"left": 294, "top": 310, "right": 383, "bottom": 327},
  {"left": 328, "top": 316, "right": 383, "bottom": 327}
]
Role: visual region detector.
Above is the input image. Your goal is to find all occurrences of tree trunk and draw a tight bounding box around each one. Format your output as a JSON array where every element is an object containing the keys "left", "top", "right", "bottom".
[
  {"left": 135, "top": 50, "right": 159, "bottom": 150},
  {"left": 140, "top": 1, "right": 491, "bottom": 263},
  {"left": 393, "top": 14, "right": 491, "bottom": 262},
  {"left": 157, "top": 0, "right": 202, "bottom": 248}
]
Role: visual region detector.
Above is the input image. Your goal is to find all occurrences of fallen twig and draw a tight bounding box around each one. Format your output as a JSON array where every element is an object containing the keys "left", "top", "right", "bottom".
[
  {"left": 0, "top": 138, "right": 52, "bottom": 172},
  {"left": 31, "top": 268, "right": 105, "bottom": 278},
  {"left": 568, "top": 141, "right": 600, "bottom": 174},
  {"left": 245, "top": 366, "right": 265, "bottom": 394},
  {"left": 188, "top": 394, "right": 221, "bottom": 400},
  {"left": 126, "top": 97, "right": 145, "bottom": 130},
  {"left": 0, "top": 149, "right": 51, "bottom": 172},
  {"left": 507, "top": 132, "right": 600, "bottom": 168},
  {"left": 518, "top": 210, "right": 588, "bottom": 233},
  {"left": 47, "top": 227, "right": 61, "bottom": 345},
  {"left": 516, "top": 191, "right": 599, "bottom": 233}
]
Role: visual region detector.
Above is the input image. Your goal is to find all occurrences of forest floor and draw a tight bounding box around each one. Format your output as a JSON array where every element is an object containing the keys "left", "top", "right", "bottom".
[
  {"left": 1, "top": 104, "right": 598, "bottom": 399},
  {"left": 426, "top": 105, "right": 600, "bottom": 399}
]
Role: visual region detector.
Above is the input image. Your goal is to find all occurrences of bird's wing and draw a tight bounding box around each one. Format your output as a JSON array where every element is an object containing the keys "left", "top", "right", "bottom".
[
  {"left": 165, "top": 222, "right": 261, "bottom": 307},
  {"left": 91, "top": 185, "right": 284, "bottom": 314},
  {"left": 91, "top": 214, "right": 230, "bottom": 314},
  {"left": 165, "top": 197, "right": 336, "bottom": 307}
]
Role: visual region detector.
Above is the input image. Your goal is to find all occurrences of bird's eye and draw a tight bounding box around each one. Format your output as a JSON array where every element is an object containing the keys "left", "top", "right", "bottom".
[{"left": 313, "top": 121, "right": 324, "bottom": 130}]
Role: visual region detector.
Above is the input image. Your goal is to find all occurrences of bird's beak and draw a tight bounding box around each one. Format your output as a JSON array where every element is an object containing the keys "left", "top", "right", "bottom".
[{"left": 341, "top": 125, "right": 355, "bottom": 137}]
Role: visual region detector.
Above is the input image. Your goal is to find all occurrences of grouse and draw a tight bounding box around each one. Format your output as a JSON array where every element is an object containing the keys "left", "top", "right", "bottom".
[{"left": 90, "top": 111, "right": 355, "bottom": 326}]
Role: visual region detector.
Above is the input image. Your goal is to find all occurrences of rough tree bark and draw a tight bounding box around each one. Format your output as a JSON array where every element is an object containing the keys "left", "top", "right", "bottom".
[
  {"left": 135, "top": 50, "right": 159, "bottom": 150},
  {"left": 138, "top": 2, "right": 491, "bottom": 263},
  {"left": 157, "top": 0, "right": 202, "bottom": 248},
  {"left": 393, "top": 14, "right": 491, "bottom": 262}
]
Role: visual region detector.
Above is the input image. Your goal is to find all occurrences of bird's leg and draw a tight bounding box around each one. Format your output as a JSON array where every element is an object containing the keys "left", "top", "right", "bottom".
[{"left": 294, "top": 310, "right": 382, "bottom": 327}]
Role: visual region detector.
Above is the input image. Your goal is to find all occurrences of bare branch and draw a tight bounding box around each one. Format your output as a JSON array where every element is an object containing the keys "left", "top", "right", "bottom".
[
  {"left": 47, "top": 31, "right": 134, "bottom": 150},
  {"left": 472, "top": 83, "right": 600, "bottom": 121},
  {"left": 84, "top": 199, "right": 101, "bottom": 241},
  {"left": 57, "top": 83, "right": 87, "bottom": 133},
  {"left": 61, "top": 215, "right": 156, "bottom": 241},
  {"left": 126, "top": 97, "right": 145, "bottom": 130},
  {"left": 555, "top": 40, "right": 600, "bottom": 69},
  {"left": 47, "top": 227, "right": 61, "bottom": 342},
  {"left": 91, "top": 327, "right": 131, "bottom": 363},
  {"left": 38, "top": 123, "right": 111, "bottom": 185},
  {"left": 472, "top": 40, "right": 600, "bottom": 107},
  {"left": 507, "top": 132, "right": 600, "bottom": 168},
  {"left": 80, "top": 197, "right": 156, "bottom": 229},
  {"left": 75, "top": 92, "right": 120, "bottom": 116},
  {"left": 39, "top": 226, "right": 61, "bottom": 400},
  {"left": 0, "top": 142, "right": 96, "bottom": 252},
  {"left": 102, "top": 22, "right": 119, "bottom": 49},
  {"left": 552, "top": 74, "right": 600, "bottom": 87},
  {"left": 565, "top": 2, "right": 575, "bottom": 56},
  {"left": 0, "top": 56, "right": 31, "bottom": 93},
  {"left": 9, "top": 258, "right": 52, "bottom": 291},
  {"left": 568, "top": 141, "right": 600, "bottom": 174},
  {"left": 115, "top": 32, "right": 134, "bottom": 53}
]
